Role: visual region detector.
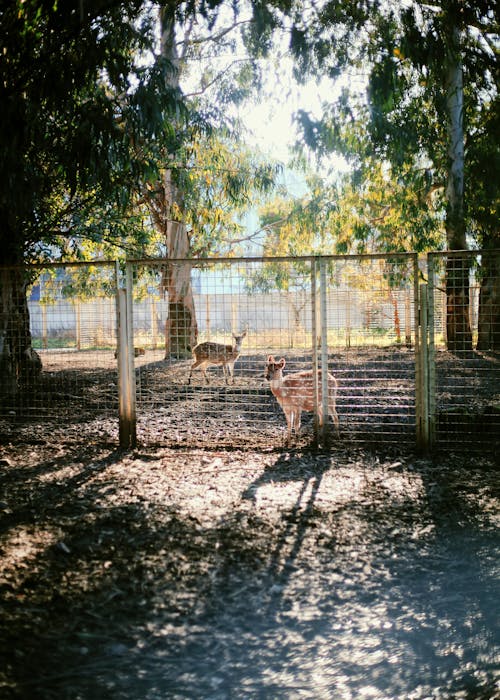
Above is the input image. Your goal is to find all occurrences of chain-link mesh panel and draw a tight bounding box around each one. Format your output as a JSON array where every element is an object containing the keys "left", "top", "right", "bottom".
[
  {"left": 0, "top": 262, "right": 119, "bottom": 441},
  {"left": 428, "top": 251, "right": 500, "bottom": 451}
]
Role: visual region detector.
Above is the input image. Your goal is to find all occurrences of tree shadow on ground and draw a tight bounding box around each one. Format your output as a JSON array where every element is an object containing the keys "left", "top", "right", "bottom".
[
  {"left": 1, "top": 445, "right": 498, "bottom": 700},
  {"left": 236, "top": 450, "right": 499, "bottom": 700},
  {"left": 242, "top": 450, "right": 330, "bottom": 586}
]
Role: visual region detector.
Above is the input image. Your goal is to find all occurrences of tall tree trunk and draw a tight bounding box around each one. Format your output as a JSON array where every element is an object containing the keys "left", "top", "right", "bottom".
[
  {"left": 444, "top": 15, "right": 472, "bottom": 354},
  {"left": 0, "top": 266, "right": 42, "bottom": 396},
  {"left": 156, "top": 4, "right": 198, "bottom": 358},
  {"left": 162, "top": 214, "right": 198, "bottom": 358},
  {"left": 477, "top": 243, "right": 500, "bottom": 352}
]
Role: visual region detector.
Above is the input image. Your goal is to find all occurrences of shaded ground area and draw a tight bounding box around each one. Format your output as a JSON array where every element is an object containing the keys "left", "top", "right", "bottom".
[{"left": 0, "top": 432, "right": 498, "bottom": 699}]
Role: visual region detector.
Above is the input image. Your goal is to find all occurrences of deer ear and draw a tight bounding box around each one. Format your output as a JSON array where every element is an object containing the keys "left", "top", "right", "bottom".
[
  {"left": 279, "top": 358, "right": 286, "bottom": 368},
  {"left": 267, "top": 355, "right": 275, "bottom": 363}
]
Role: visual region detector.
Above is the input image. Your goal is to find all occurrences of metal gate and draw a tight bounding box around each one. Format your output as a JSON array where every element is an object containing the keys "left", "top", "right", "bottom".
[{"left": 124, "top": 254, "right": 422, "bottom": 449}]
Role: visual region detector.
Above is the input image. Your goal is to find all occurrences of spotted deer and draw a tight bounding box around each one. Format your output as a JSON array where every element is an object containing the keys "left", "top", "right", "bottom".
[
  {"left": 188, "top": 331, "right": 247, "bottom": 385},
  {"left": 265, "top": 355, "right": 339, "bottom": 442}
]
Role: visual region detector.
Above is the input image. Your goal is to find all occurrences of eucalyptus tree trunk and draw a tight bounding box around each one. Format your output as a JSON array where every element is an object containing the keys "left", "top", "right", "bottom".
[
  {"left": 0, "top": 263, "right": 42, "bottom": 396},
  {"left": 156, "top": 4, "right": 198, "bottom": 358},
  {"left": 444, "top": 16, "right": 472, "bottom": 353}
]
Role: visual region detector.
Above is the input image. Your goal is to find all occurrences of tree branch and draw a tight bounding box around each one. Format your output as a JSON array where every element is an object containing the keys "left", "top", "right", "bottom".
[
  {"left": 179, "top": 19, "right": 253, "bottom": 49},
  {"left": 184, "top": 58, "right": 254, "bottom": 98}
]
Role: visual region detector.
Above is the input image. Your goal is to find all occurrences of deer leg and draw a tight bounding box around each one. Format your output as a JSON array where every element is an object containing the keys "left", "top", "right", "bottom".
[
  {"left": 293, "top": 410, "right": 302, "bottom": 434},
  {"left": 188, "top": 361, "right": 199, "bottom": 385},
  {"left": 285, "top": 410, "right": 294, "bottom": 444},
  {"left": 188, "top": 359, "right": 204, "bottom": 385},
  {"left": 327, "top": 397, "right": 340, "bottom": 435}
]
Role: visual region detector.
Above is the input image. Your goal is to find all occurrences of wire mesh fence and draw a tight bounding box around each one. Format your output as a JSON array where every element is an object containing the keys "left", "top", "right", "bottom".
[
  {"left": 0, "top": 252, "right": 498, "bottom": 452},
  {"left": 129, "top": 258, "right": 318, "bottom": 449},
  {"left": 427, "top": 250, "right": 500, "bottom": 451},
  {"left": 322, "top": 255, "right": 420, "bottom": 447},
  {"left": 127, "top": 255, "right": 421, "bottom": 448},
  {"left": 0, "top": 262, "right": 120, "bottom": 442}
]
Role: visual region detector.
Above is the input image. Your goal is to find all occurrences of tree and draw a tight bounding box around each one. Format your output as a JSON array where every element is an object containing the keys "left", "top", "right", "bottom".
[
  {"left": 0, "top": 0, "right": 280, "bottom": 386},
  {"left": 143, "top": 128, "right": 278, "bottom": 356},
  {"left": 466, "top": 94, "right": 500, "bottom": 352},
  {"left": 258, "top": 163, "right": 444, "bottom": 258},
  {"left": 442, "top": 2, "right": 472, "bottom": 352},
  {"left": 268, "top": 0, "right": 498, "bottom": 352},
  {"left": 141, "top": 1, "right": 279, "bottom": 357},
  {"left": 0, "top": 0, "right": 181, "bottom": 387},
  {"left": 253, "top": 163, "right": 440, "bottom": 345}
]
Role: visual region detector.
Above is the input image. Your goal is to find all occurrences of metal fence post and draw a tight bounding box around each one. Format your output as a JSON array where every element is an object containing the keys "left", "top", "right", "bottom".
[
  {"left": 116, "top": 262, "right": 137, "bottom": 449},
  {"left": 311, "top": 259, "right": 320, "bottom": 447},
  {"left": 319, "top": 259, "right": 330, "bottom": 448},
  {"left": 417, "top": 282, "right": 430, "bottom": 452},
  {"left": 427, "top": 256, "right": 436, "bottom": 449},
  {"left": 414, "top": 258, "right": 423, "bottom": 450}
]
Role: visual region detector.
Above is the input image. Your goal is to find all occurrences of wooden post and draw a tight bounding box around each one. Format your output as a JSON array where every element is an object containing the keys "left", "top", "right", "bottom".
[
  {"left": 346, "top": 291, "right": 351, "bottom": 349},
  {"left": 41, "top": 304, "right": 48, "bottom": 350},
  {"left": 97, "top": 297, "right": 105, "bottom": 347},
  {"left": 75, "top": 302, "right": 81, "bottom": 350},
  {"left": 405, "top": 291, "right": 412, "bottom": 347},
  {"left": 427, "top": 257, "right": 436, "bottom": 449},
  {"left": 150, "top": 298, "right": 158, "bottom": 350}
]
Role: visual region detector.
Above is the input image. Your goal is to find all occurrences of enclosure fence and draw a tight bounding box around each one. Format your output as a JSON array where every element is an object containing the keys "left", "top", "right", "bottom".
[{"left": 0, "top": 252, "right": 498, "bottom": 452}]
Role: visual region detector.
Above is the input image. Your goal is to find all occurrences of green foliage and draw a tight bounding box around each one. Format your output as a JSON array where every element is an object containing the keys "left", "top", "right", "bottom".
[
  {"left": 138, "top": 3, "right": 284, "bottom": 262},
  {"left": 259, "top": 161, "right": 444, "bottom": 259},
  {"left": 465, "top": 95, "right": 500, "bottom": 247},
  {"left": 275, "top": 0, "right": 498, "bottom": 248},
  {"left": 0, "top": 0, "right": 182, "bottom": 264},
  {"left": 155, "top": 131, "right": 281, "bottom": 259}
]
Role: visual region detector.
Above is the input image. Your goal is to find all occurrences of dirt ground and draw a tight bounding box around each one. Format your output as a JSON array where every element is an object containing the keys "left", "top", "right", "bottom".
[
  {"left": 0, "top": 426, "right": 499, "bottom": 699},
  {"left": 3, "top": 346, "right": 499, "bottom": 452}
]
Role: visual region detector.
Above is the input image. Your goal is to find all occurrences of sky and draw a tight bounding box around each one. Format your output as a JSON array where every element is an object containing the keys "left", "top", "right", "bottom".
[
  {"left": 238, "top": 57, "right": 352, "bottom": 194},
  {"left": 183, "top": 13, "right": 353, "bottom": 253}
]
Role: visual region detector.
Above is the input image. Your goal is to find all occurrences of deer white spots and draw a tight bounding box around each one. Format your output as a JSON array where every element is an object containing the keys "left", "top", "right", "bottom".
[
  {"left": 265, "top": 355, "right": 339, "bottom": 442},
  {"left": 188, "top": 331, "right": 247, "bottom": 385}
]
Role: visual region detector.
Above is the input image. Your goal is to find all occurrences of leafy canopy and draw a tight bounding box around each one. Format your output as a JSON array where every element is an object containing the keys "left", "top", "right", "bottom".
[
  {"left": 276, "top": 0, "right": 499, "bottom": 247},
  {"left": 0, "top": 0, "right": 183, "bottom": 263}
]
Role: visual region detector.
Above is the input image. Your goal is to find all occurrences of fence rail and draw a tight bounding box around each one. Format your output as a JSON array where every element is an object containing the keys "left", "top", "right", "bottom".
[{"left": 0, "top": 251, "right": 498, "bottom": 452}]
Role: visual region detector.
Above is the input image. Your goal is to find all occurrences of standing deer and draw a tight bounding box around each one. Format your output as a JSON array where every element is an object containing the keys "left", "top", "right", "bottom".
[
  {"left": 188, "top": 330, "right": 247, "bottom": 385},
  {"left": 265, "top": 355, "right": 339, "bottom": 442}
]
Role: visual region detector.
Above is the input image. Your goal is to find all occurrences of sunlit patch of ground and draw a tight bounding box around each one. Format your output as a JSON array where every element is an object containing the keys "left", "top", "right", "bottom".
[{"left": 0, "top": 439, "right": 498, "bottom": 700}]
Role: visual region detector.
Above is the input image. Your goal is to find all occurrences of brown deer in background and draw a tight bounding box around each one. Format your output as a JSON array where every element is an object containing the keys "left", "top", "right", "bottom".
[
  {"left": 265, "top": 355, "right": 339, "bottom": 442},
  {"left": 188, "top": 331, "right": 247, "bottom": 385}
]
